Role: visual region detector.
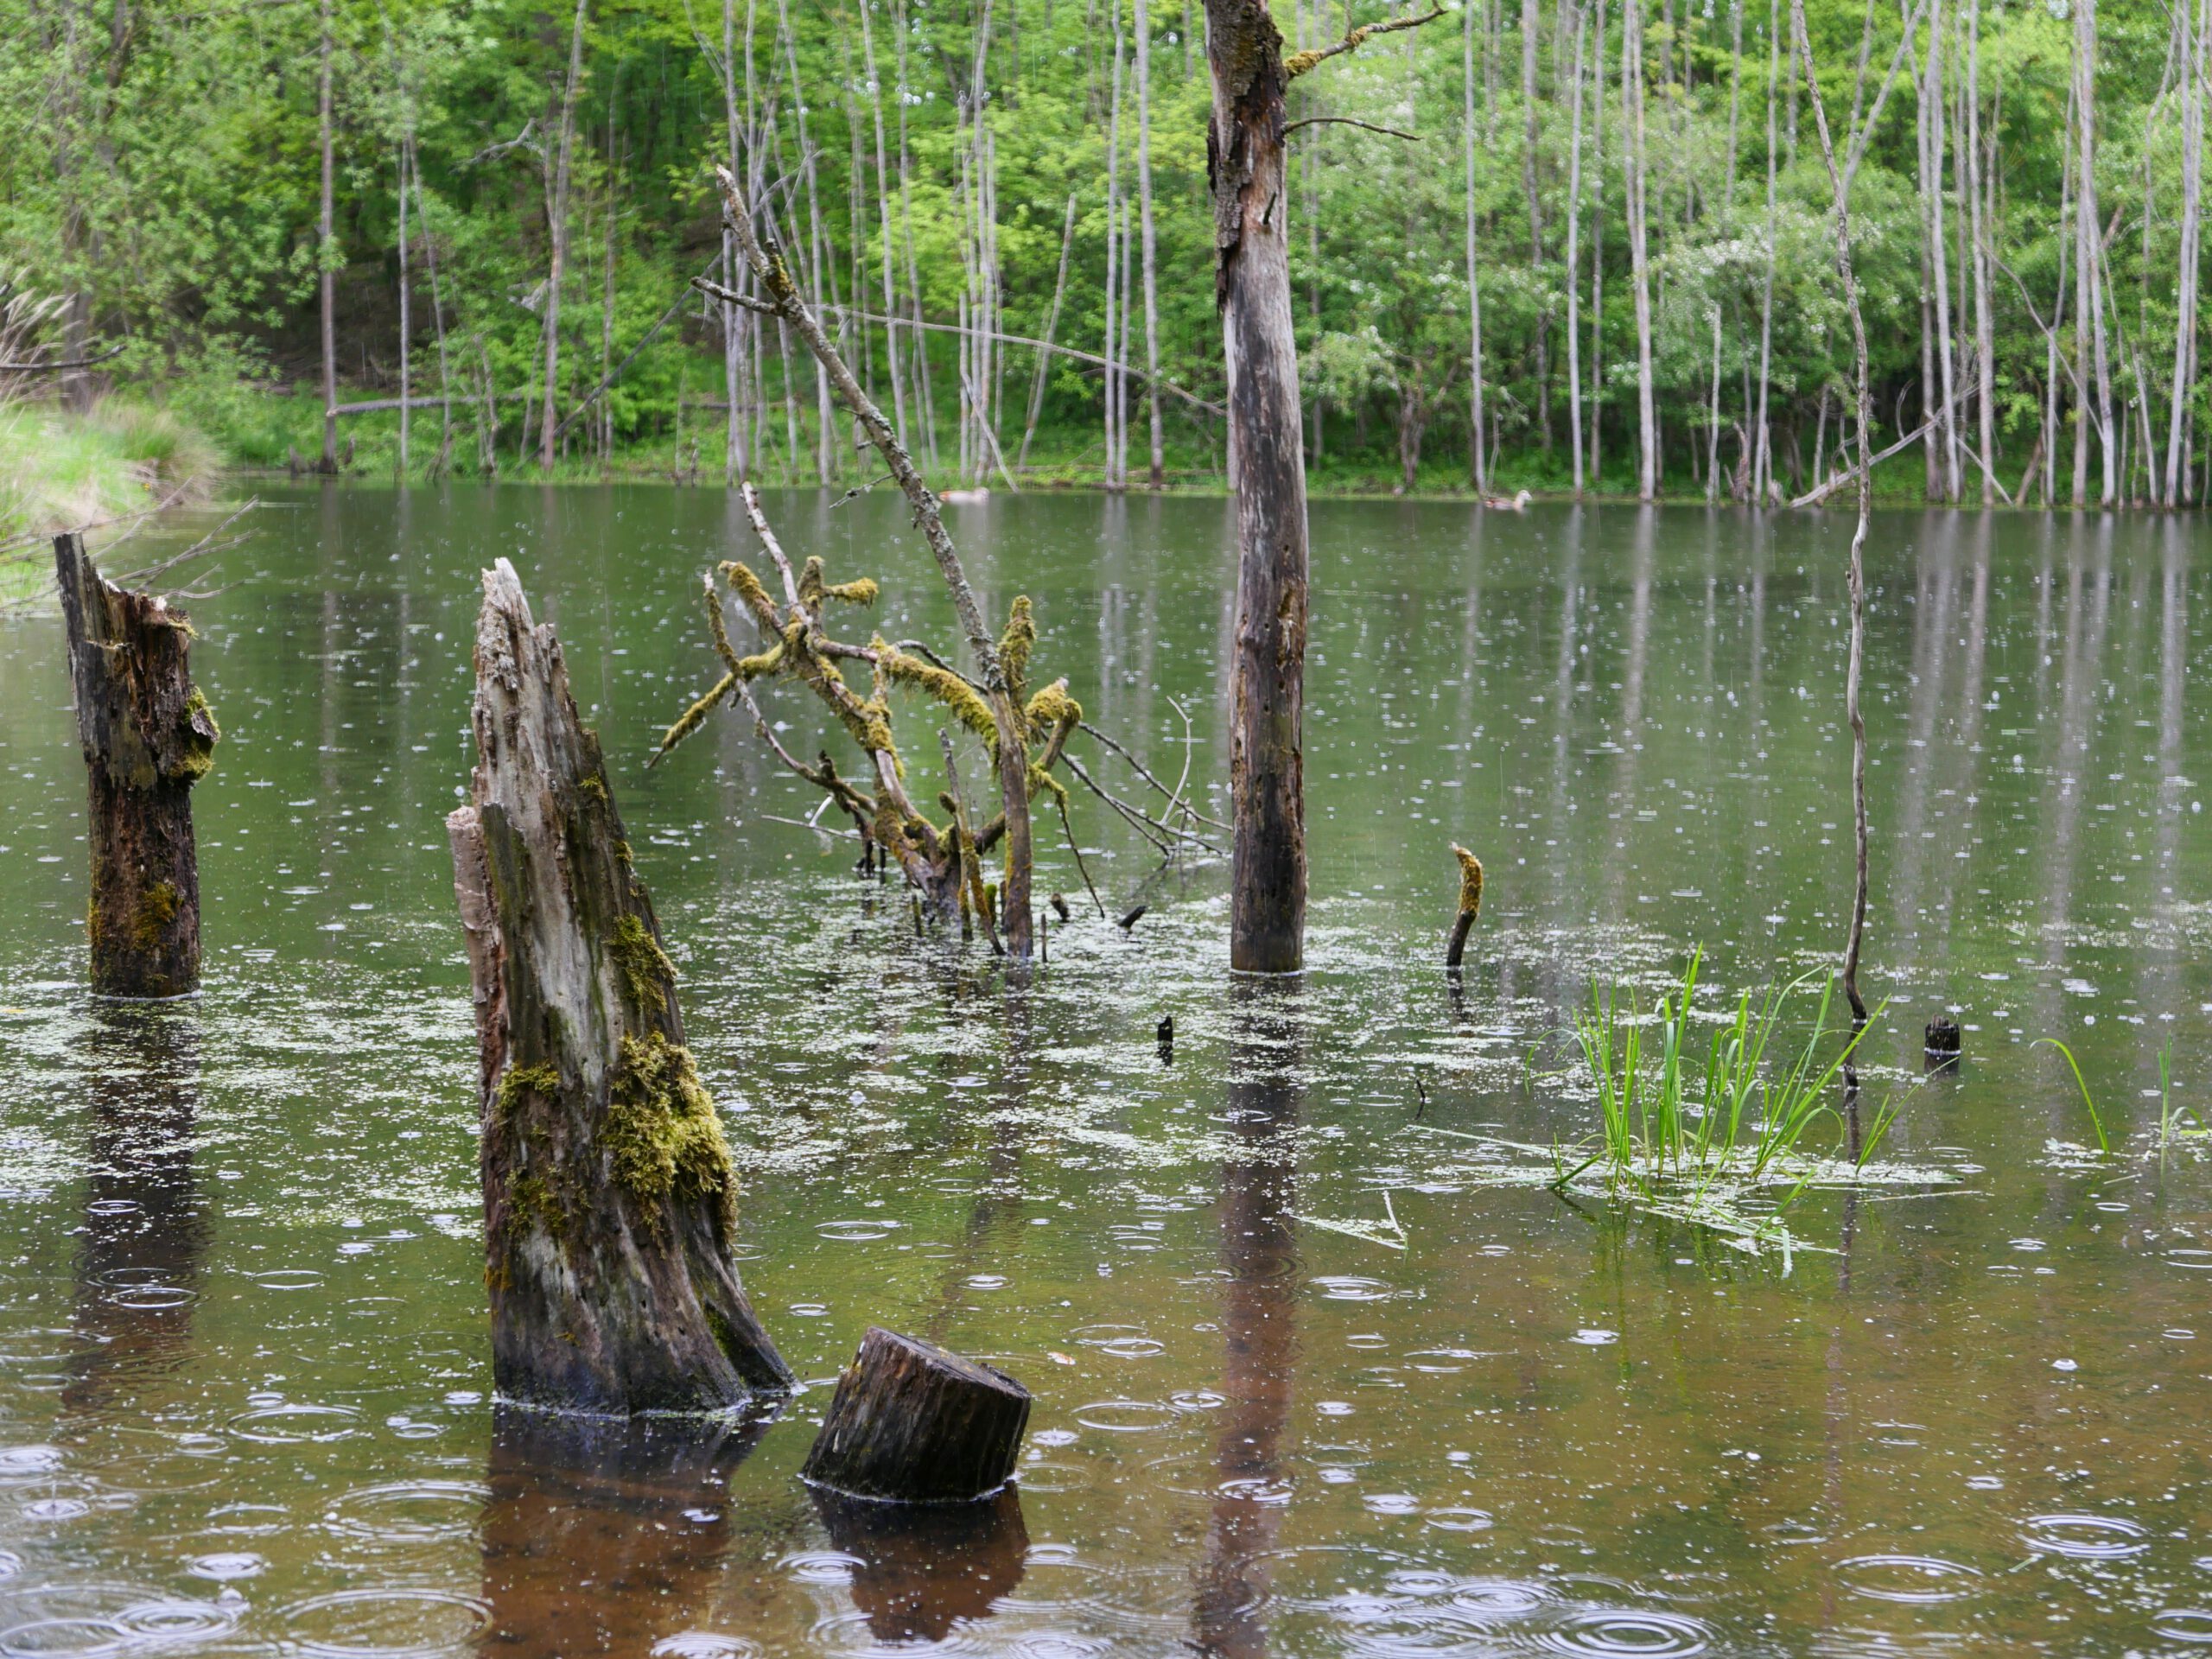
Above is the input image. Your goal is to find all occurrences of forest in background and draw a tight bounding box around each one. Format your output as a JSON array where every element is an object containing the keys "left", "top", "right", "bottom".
[{"left": 1, "top": 0, "right": 2205, "bottom": 503}]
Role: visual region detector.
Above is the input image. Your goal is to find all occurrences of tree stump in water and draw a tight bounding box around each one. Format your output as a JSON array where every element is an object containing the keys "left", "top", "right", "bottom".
[
  {"left": 54, "top": 534, "right": 218, "bottom": 998},
  {"left": 802, "top": 1327, "right": 1030, "bottom": 1502},
  {"left": 447, "top": 558, "right": 789, "bottom": 1414},
  {"left": 1924, "top": 1017, "right": 1962, "bottom": 1072},
  {"left": 1445, "top": 844, "right": 1484, "bottom": 969}
]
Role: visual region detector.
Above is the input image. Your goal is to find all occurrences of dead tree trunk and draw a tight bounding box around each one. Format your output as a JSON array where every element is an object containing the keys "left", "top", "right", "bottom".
[
  {"left": 1207, "top": 0, "right": 1310, "bottom": 974},
  {"left": 802, "top": 1325, "right": 1030, "bottom": 1502},
  {"left": 54, "top": 534, "right": 217, "bottom": 999},
  {"left": 447, "top": 558, "right": 789, "bottom": 1414}
]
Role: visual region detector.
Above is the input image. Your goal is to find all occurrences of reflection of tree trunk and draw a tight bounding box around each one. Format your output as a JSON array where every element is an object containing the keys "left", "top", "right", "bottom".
[
  {"left": 479, "top": 1406, "right": 772, "bottom": 1654},
  {"left": 812, "top": 1487, "right": 1028, "bottom": 1643},
  {"left": 63, "top": 1006, "right": 206, "bottom": 1415},
  {"left": 1192, "top": 982, "right": 1300, "bottom": 1659}
]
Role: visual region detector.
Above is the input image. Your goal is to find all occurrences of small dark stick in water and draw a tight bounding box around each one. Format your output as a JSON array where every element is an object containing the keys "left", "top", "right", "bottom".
[
  {"left": 1445, "top": 844, "right": 1484, "bottom": 969},
  {"left": 1157, "top": 1014, "right": 1174, "bottom": 1064},
  {"left": 1924, "top": 1016, "right": 1962, "bottom": 1072},
  {"left": 1050, "top": 892, "right": 1071, "bottom": 923},
  {"left": 1118, "top": 904, "right": 1148, "bottom": 931}
]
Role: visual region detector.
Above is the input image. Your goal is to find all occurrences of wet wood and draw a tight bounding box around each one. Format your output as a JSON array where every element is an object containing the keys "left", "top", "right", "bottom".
[
  {"left": 448, "top": 557, "right": 789, "bottom": 1414},
  {"left": 54, "top": 533, "right": 217, "bottom": 998},
  {"left": 802, "top": 1326, "right": 1031, "bottom": 1503},
  {"left": 1445, "top": 844, "right": 1485, "bottom": 969},
  {"left": 1206, "top": 0, "right": 1310, "bottom": 974},
  {"left": 1924, "top": 1016, "right": 1961, "bottom": 1071}
]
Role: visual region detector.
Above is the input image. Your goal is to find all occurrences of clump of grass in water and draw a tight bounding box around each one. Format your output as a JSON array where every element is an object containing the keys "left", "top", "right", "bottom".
[{"left": 1562, "top": 951, "right": 1886, "bottom": 1249}]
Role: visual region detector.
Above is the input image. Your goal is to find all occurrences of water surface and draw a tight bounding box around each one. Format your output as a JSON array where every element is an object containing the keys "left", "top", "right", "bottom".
[{"left": 1, "top": 488, "right": 2208, "bottom": 1656}]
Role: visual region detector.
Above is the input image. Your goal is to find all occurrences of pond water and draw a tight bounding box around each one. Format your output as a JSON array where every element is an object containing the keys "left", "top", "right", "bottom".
[{"left": 1, "top": 487, "right": 2209, "bottom": 1657}]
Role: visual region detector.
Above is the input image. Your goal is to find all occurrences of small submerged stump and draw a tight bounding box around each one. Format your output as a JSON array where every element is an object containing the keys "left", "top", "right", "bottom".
[
  {"left": 1924, "top": 1016, "right": 1962, "bottom": 1072},
  {"left": 54, "top": 533, "right": 219, "bottom": 998},
  {"left": 1445, "top": 844, "right": 1484, "bottom": 969},
  {"left": 802, "top": 1327, "right": 1030, "bottom": 1503},
  {"left": 447, "top": 559, "right": 789, "bottom": 1414}
]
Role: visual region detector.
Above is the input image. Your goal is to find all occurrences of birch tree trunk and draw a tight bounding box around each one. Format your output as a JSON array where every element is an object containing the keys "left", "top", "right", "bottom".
[
  {"left": 1966, "top": 0, "right": 1995, "bottom": 503},
  {"left": 1625, "top": 0, "right": 1658, "bottom": 499},
  {"left": 538, "top": 0, "right": 588, "bottom": 474},
  {"left": 1136, "top": 0, "right": 1165, "bottom": 486},
  {"left": 397, "top": 144, "right": 411, "bottom": 473},
  {"left": 1206, "top": 0, "right": 1309, "bottom": 974},
  {"left": 2168, "top": 0, "right": 2205, "bottom": 504},
  {"left": 1565, "top": 0, "right": 1587, "bottom": 495},
  {"left": 1925, "top": 0, "right": 1960, "bottom": 500},
  {"left": 1755, "top": 0, "right": 1778, "bottom": 499},
  {"left": 318, "top": 0, "right": 338, "bottom": 473},
  {"left": 856, "top": 0, "right": 909, "bottom": 449},
  {"left": 448, "top": 560, "right": 790, "bottom": 1413},
  {"left": 1020, "top": 194, "right": 1079, "bottom": 468},
  {"left": 1465, "top": 0, "right": 1491, "bottom": 493},
  {"left": 2075, "top": 0, "right": 2112, "bottom": 504}
]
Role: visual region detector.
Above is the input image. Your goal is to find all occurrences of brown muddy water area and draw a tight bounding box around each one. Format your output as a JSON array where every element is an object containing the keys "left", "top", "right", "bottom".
[{"left": 1, "top": 488, "right": 2209, "bottom": 1656}]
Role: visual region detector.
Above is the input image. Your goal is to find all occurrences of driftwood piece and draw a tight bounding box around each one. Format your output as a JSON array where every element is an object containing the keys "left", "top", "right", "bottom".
[
  {"left": 801, "top": 1326, "right": 1030, "bottom": 1503},
  {"left": 54, "top": 533, "right": 218, "bottom": 997},
  {"left": 448, "top": 558, "right": 788, "bottom": 1413}
]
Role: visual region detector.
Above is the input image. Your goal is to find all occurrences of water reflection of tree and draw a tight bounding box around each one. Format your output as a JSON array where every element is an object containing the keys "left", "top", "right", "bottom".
[
  {"left": 64, "top": 1004, "right": 207, "bottom": 1414},
  {"left": 478, "top": 1407, "right": 779, "bottom": 1654},
  {"left": 1192, "top": 982, "right": 1301, "bottom": 1659}
]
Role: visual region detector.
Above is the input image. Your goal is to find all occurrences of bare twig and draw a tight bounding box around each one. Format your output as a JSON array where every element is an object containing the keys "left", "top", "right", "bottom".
[
  {"left": 1077, "top": 720, "right": 1231, "bottom": 830},
  {"left": 1055, "top": 791, "right": 1109, "bottom": 918},
  {"left": 1283, "top": 116, "right": 1421, "bottom": 141}
]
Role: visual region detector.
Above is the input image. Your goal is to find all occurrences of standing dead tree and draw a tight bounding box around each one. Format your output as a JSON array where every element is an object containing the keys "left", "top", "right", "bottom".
[
  {"left": 1203, "top": 0, "right": 1442, "bottom": 974},
  {"left": 698, "top": 166, "right": 1047, "bottom": 960},
  {"left": 55, "top": 534, "right": 219, "bottom": 999},
  {"left": 652, "top": 485, "right": 1084, "bottom": 938},
  {"left": 448, "top": 559, "right": 789, "bottom": 1414}
]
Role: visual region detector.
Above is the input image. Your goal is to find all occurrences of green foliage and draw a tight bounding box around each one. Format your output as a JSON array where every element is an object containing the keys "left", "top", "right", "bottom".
[{"left": 0, "top": 0, "right": 2196, "bottom": 496}]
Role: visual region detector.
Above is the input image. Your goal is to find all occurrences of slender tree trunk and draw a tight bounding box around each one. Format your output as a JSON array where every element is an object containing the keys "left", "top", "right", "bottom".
[
  {"left": 1793, "top": 0, "right": 1872, "bottom": 1024},
  {"left": 538, "top": 0, "right": 588, "bottom": 474},
  {"left": 1566, "top": 0, "right": 1587, "bottom": 494},
  {"left": 1755, "top": 0, "right": 1778, "bottom": 499},
  {"left": 2075, "top": 0, "right": 2112, "bottom": 504},
  {"left": 1590, "top": 0, "right": 1607, "bottom": 484},
  {"left": 1966, "top": 0, "right": 1994, "bottom": 502},
  {"left": 1105, "top": 14, "right": 1125, "bottom": 491},
  {"left": 1625, "top": 0, "right": 1657, "bottom": 498},
  {"left": 1522, "top": 0, "right": 1548, "bottom": 447},
  {"left": 1137, "top": 0, "right": 1166, "bottom": 486},
  {"left": 411, "top": 137, "right": 454, "bottom": 463},
  {"left": 856, "top": 0, "right": 909, "bottom": 450},
  {"left": 2169, "top": 0, "right": 2206, "bottom": 504},
  {"left": 397, "top": 142, "right": 411, "bottom": 474},
  {"left": 1465, "top": 0, "right": 1490, "bottom": 492},
  {"left": 1926, "top": 0, "right": 1960, "bottom": 499},
  {"left": 1020, "top": 194, "right": 1079, "bottom": 469},
  {"left": 2053, "top": 73, "right": 2075, "bottom": 505},
  {"left": 318, "top": 0, "right": 337, "bottom": 472},
  {"left": 1206, "top": 0, "right": 1309, "bottom": 974}
]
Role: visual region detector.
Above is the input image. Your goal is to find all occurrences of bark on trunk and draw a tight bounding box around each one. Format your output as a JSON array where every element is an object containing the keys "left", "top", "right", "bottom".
[
  {"left": 538, "top": 0, "right": 588, "bottom": 473},
  {"left": 1625, "top": 0, "right": 1658, "bottom": 498},
  {"left": 447, "top": 558, "right": 789, "bottom": 1414},
  {"left": 1136, "top": 0, "right": 1166, "bottom": 487},
  {"left": 1207, "top": 0, "right": 1310, "bottom": 975},
  {"left": 802, "top": 1325, "right": 1031, "bottom": 1502},
  {"left": 54, "top": 534, "right": 217, "bottom": 1000}
]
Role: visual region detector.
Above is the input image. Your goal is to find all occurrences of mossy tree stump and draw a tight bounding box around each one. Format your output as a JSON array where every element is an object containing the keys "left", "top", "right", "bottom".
[
  {"left": 802, "top": 1327, "right": 1030, "bottom": 1503},
  {"left": 54, "top": 533, "right": 218, "bottom": 998},
  {"left": 447, "top": 558, "right": 788, "bottom": 1414}
]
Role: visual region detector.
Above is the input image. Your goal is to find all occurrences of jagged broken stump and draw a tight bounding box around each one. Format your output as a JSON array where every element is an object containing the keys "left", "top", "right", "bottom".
[
  {"left": 803, "top": 1327, "right": 1030, "bottom": 1503},
  {"left": 447, "top": 558, "right": 789, "bottom": 1413},
  {"left": 54, "top": 533, "right": 218, "bottom": 998}
]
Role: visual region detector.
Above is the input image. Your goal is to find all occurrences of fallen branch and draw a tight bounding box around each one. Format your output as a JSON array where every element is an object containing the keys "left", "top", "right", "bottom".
[
  {"left": 1285, "top": 4, "right": 1446, "bottom": 78},
  {"left": 1283, "top": 116, "right": 1421, "bottom": 141}
]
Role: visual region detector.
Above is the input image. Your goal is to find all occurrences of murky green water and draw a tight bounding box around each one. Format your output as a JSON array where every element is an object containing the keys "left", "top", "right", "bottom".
[{"left": 3, "top": 488, "right": 2209, "bottom": 1656}]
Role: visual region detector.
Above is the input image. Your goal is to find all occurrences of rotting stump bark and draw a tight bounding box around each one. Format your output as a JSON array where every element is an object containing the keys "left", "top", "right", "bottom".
[
  {"left": 802, "top": 1326, "right": 1031, "bottom": 1503},
  {"left": 448, "top": 557, "right": 789, "bottom": 1414},
  {"left": 54, "top": 533, "right": 218, "bottom": 999}
]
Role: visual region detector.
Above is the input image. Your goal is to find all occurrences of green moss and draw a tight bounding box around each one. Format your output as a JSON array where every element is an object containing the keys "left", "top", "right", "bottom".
[
  {"left": 798, "top": 555, "right": 880, "bottom": 609},
  {"left": 999, "top": 596, "right": 1036, "bottom": 707},
  {"left": 133, "top": 880, "right": 180, "bottom": 951},
  {"left": 1026, "top": 680, "right": 1082, "bottom": 737},
  {"left": 609, "top": 913, "right": 675, "bottom": 1017},
  {"left": 721, "top": 559, "right": 777, "bottom": 620},
  {"left": 505, "top": 1170, "right": 569, "bottom": 1243},
  {"left": 495, "top": 1061, "right": 562, "bottom": 1128},
  {"left": 605, "top": 1031, "right": 736, "bottom": 1230},
  {"left": 171, "top": 686, "right": 219, "bottom": 782},
  {"left": 1452, "top": 843, "right": 1484, "bottom": 919},
  {"left": 578, "top": 772, "right": 607, "bottom": 801},
  {"left": 875, "top": 636, "right": 997, "bottom": 747}
]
